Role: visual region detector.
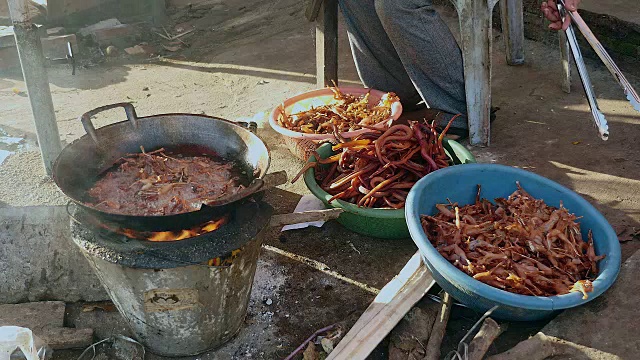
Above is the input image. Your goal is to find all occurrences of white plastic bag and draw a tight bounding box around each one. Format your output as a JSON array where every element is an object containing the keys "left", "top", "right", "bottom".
[{"left": 0, "top": 326, "right": 51, "bottom": 360}]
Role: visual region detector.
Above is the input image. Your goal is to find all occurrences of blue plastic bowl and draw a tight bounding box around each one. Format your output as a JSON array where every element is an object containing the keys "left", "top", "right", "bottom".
[{"left": 405, "top": 164, "right": 621, "bottom": 321}]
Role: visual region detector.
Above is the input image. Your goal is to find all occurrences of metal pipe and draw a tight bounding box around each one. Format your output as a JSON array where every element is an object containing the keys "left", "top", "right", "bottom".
[{"left": 8, "top": 0, "right": 62, "bottom": 175}]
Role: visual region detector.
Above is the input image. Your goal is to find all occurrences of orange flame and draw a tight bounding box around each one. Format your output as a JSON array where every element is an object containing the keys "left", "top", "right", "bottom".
[{"left": 105, "top": 216, "right": 228, "bottom": 242}]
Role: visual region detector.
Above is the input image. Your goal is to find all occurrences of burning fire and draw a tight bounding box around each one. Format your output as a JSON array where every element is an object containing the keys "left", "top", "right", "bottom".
[{"left": 107, "top": 216, "right": 228, "bottom": 242}]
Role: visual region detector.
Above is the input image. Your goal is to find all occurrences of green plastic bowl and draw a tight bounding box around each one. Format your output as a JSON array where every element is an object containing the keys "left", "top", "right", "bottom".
[{"left": 304, "top": 139, "right": 476, "bottom": 239}]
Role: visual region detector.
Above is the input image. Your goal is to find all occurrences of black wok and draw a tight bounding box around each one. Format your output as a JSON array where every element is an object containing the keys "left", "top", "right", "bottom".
[{"left": 53, "top": 103, "right": 271, "bottom": 231}]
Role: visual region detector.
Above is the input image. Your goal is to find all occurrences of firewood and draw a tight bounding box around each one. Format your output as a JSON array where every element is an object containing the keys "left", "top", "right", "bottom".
[
  {"left": 467, "top": 318, "right": 504, "bottom": 360},
  {"left": 487, "top": 332, "right": 619, "bottom": 360},
  {"left": 424, "top": 292, "right": 452, "bottom": 360}
]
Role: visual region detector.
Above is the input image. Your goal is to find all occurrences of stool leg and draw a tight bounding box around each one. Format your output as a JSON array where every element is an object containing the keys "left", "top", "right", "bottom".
[
  {"left": 455, "top": 0, "right": 496, "bottom": 146},
  {"left": 558, "top": 31, "right": 572, "bottom": 93},
  {"left": 499, "top": 0, "right": 525, "bottom": 65},
  {"left": 316, "top": 0, "right": 338, "bottom": 87}
]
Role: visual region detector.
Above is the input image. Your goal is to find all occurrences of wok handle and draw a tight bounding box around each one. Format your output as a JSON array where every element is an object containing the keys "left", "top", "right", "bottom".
[
  {"left": 234, "top": 121, "right": 258, "bottom": 134},
  {"left": 80, "top": 103, "right": 139, "bottom": 143}
]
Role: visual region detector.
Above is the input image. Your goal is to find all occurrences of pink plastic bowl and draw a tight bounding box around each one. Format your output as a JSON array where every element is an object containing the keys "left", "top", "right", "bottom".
[{"left": 269, "top": 87, "right": 403, "bottom": 141}]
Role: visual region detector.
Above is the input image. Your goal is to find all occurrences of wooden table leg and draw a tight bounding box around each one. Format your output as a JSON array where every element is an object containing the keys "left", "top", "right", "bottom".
[
  {"left": 455, "top": 0, "right": 497, "bottom": 146},
  {"left": 315, "top": 0, "right": 338, "bottom": 88}
]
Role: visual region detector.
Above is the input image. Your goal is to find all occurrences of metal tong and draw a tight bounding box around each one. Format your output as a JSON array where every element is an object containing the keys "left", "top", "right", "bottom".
[
  {"left": 558, "top": 0, "right": 640, "bottom": 140},
  {"left": 556, "top": 0, "right": 608, "bottom": 139}
]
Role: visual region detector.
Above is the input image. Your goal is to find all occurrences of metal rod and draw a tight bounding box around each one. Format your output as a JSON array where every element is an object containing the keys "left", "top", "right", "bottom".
[
  {"left": 557, "top": 2, "right": 609, "bottom": 140},
  {"left": 9, "top": 0, "right": 62, "bottom": 175}
]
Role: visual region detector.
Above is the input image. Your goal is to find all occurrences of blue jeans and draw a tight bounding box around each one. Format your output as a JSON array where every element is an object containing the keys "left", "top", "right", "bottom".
[{"left": 339, "top": 0, "right": 468, "bottom": 129}]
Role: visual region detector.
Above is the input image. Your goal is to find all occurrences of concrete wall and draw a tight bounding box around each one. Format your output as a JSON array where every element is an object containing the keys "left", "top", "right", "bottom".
[
  {"left": 0, "top": 206, "right": 108, "bottom": 303},
  {"left": 1, "top": 0, "right": 163, "bottom": 27}
]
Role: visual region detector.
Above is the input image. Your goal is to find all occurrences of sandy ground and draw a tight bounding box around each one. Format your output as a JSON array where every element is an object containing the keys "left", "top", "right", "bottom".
[{"left": 1, "top": 0, "right": 639, "bottom": 358}]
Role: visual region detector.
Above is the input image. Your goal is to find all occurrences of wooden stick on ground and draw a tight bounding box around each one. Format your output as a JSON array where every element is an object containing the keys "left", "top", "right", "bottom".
[
  {"left": 467, "top": 318, "right": 505, "bottom": 360},
  {"left": 424, "top": 292, "right": 453, "bottom": 360},
  {"left": 327, "top": 252, "right": 436, "bottom": 360},
  {"left": 269, "top": 208, "right": 344, "bottom": 228},
  {"left": 487, "top": 332, "right": 620, "bottom": 360}
]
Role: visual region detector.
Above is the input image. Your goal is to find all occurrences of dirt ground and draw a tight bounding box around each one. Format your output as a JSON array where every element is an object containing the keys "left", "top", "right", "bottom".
[{"left": 1, "top": 0, "right": 639, "bottom": 359}]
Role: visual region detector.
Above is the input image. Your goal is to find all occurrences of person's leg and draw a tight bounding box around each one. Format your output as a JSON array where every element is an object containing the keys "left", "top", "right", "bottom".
[
  {"left": 374, "top": 0, "right": 468, "bottom": 130},
  {"left": 338, "top": 0, "right": 423, "bottom": 111}
]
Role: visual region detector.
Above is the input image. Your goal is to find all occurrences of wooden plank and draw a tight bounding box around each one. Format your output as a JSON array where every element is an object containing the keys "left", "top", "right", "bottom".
[
  {"left": 327, "top": 252, "right": 436, "bottom": 360},
  {"left": 269, "top": 208, "right": 344, "bottom": 228},
  {"left": 0, "top": 301, "right": 65, "bottom": 331},
  {"left": 315, "top": 0, "right": 338, "bottom": 88}
]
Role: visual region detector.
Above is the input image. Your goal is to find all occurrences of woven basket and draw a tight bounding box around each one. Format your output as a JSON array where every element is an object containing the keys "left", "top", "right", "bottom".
[{"left": 282, "top": 135, "right": 336, "bottom": 162}]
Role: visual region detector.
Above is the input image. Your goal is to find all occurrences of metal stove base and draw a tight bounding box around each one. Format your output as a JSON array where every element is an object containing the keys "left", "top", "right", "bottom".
[{"left": 76, "top": 226, "right": 266, "bottom": 357}]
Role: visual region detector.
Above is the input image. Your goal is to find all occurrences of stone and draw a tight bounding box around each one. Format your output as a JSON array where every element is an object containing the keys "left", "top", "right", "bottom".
[
  {"left": 124, "top": 44, "right": 154, "bottom": 57},
  {"left": 302, "top": 342, "right": 320, "bottom": 360},
  {"left": 91, "top": 24, "right": 137, "bottom": 47},
  {"left": 78, "top": 18, "right": 122, "bottom": 37},
  {"left": 0, "top": 206, "right": 108, "bottom": 303},
  {"left": 0, "top": 301, "right": 65, "bottom": 331},
  {"left": 105, "top": 45, "right": 119, "bottom": 57},
  {"left": 46, "top": 27, "right": 66, "bottom": 36},
  {"left": 542, "top": 250, "right": 640, "bottom": 359}
]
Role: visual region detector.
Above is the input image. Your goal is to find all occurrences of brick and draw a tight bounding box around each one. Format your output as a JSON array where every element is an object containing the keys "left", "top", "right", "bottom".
[
  {"left": 0, "top": 301, "right": 93, "bottom": 350},
  {"left": 0, "top": 301, "right": 65, "bottom": 331},
  {"left": 41, "top": 34, "right": 77, "bottom": 60}
]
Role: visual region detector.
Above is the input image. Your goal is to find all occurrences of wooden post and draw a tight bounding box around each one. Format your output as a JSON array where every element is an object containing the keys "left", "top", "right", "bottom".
[
  {"left": 455, "top": 0, "right": 498, "bottom": 146},
  {"left": 151, "top": 0, "right": 167, "bottom": 25},
  {"left": 8, "top": 0, "right": 62, "bottom": 175},
  {"left": 315, "top": 0, "right": 338, "bottom": 88},
  {"left": 499, "top": 0, "right": 525, "bottom": 65}
]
